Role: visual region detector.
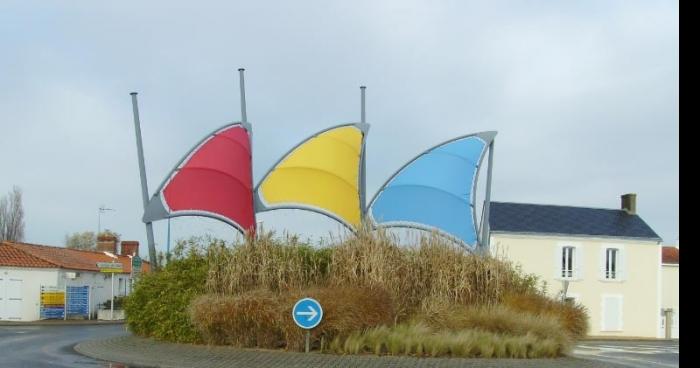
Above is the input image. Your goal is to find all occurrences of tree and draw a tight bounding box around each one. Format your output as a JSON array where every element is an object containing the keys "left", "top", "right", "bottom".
[
  {"left": 0, "top": 186, "right": 25, "bottom": 242},
  {"left": 65, "top": 231, "right": 96, "bottom": 250},
  {"left": 65, "top": 229, "right": 121, "bottom": 250}
]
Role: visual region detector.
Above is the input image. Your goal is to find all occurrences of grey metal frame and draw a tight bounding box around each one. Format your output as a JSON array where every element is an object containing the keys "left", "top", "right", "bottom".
[
  {"left": 130, "top": 92, "right": 158, "bottom": 267},
  {"left": 253, "top": 122, "right": 370, "bottom": 232},
  {"left": 366, "top": 131, "right": 497, "bottom": 250},
  {"left": 141, "top": 121, "right": 254, "bottom": 236},
  {"left": 360, "top": 86, "right": 367, "bottom": 216},
  {"left": 479, "top": 141, "right": 495, "bottom": 253}
]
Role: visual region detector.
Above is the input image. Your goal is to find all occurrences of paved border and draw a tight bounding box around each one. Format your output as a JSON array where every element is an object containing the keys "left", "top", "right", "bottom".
[{"left": 75, "top": 335, "right": 630, "bottom": 368}]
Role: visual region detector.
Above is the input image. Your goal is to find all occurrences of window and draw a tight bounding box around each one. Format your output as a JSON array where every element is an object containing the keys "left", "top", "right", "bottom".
[
  {"left": 605, "top": 248, "right": 619, "bottom": 279},
  {"left": 561, "top": 246, "right": 575, "bottom": 279}
]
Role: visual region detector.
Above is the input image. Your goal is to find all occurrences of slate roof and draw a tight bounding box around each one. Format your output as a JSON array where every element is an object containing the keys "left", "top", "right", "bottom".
[
  {"left": 0, "top": 241, "right": 150, "bottom": 273},
  {"left": 489, "top": 202, "right": 662, "bottom": 240},
  {"left": 662, "top": 247, "right": 679, "bottom": 264}
]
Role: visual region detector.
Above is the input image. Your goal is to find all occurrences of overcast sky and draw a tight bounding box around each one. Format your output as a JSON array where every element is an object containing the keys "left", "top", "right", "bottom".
[{"left": 0, "top": 1, "right": 678, "bottom": 255}]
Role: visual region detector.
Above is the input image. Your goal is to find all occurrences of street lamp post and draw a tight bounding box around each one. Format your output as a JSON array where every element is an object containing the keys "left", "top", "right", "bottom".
[{"left": 102, "top": 251, "right": 119, "bottom": 320}]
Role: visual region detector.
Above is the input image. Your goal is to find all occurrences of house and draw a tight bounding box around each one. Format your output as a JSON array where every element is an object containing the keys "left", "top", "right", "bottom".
[
  {"left": 661, "top": 246, "right": 679, "bottom": 338},
  {"left": 489, "top": 193, "right": 665, "bottom": 338},
  {"left": 0, "top": 236, "right": 149, "bottom": 321}
]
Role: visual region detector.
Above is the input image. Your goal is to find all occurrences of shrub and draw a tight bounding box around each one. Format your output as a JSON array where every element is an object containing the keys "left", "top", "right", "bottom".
[
  {"left": 124, "top": 236, "right": 218, "bottom": 343},
  {"left": 189, "top": 286, "right": 395, "bottom": 351},
  {"left": 414, "top": 300, "right": 570, "bottom": 344},
  {"left": 189, "top": 290, "right": 283, "bottom": 347},
  {"left": 280, "top": 286, "right": 396, "bottom": 351},
  {"left": 130, "top": 229, "right": 588, "bottom": 358},
  {"left": 100, "top": 295, "right": 126, "bottom": 310},
  {"left": 330, "top": 322, "right": 567, "bottom": 358},
  {"left": 206, "top": 231, "right": 333, "bottom": 295},
  {"left": 503, "top": 293, "right": 589, "bottom": 339},
  {"left": 327, "top": 228, "right": 540, "bottom": 319}
]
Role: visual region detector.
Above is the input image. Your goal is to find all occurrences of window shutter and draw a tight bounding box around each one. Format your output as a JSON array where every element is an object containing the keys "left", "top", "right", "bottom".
[
  {"left": 602, "top": 295, "right": 624, "bottom": 331},
  {"left": 599, "top": 247, "right": 607, "bottom": 280},
  {"left": 618, "top": 248, "right": 626, "bottom": 281},
  {"left": 574, "top": 246, "right": 584, "bottom": 280},
  {"left": 554, "top": 245, "right": 563, "bottom": 279}
]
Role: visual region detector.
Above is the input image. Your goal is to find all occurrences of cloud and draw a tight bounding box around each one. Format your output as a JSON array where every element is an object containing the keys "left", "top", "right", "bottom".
[{"left": 0, "top": 1, "right": 678, "bottom": 253}]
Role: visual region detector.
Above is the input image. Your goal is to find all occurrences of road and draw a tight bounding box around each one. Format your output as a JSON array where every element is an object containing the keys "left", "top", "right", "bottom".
[
  {"left": 0, "top": 324, "right": 679, "bottom": 368},
  {"left": 0, "top": 324, "right": 129, "bottom": 368},
  {"left": 573, "top": 340, "right": 679, "bottom": 368}
]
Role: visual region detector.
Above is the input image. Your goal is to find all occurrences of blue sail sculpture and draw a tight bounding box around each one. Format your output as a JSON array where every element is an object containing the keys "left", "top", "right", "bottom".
[{"left": 367, "top": 131, "right": 496, "bottom": 249}]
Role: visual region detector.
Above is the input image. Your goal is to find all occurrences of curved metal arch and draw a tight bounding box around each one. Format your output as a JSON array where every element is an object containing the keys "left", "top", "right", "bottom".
[
  {"left": 160, "top": 210, "right": 250, "bottom": 236},
  {"left": 142, "top": 121, "right": 254, "bottom": 234},
  {"left": 371, "top": 222, "right": 474, "bottom": 251},
  {"left": 254, "top": 122, "right": 370, "bottom": 231},
  {"left": 473, "top": 140, "right": 494, "bottom": 247},
  {"left": 367, "top": 131, "right": 497, "bottom": 246},
  {"left": 255, "top": 204, "right": 357, "bottom": 233}
]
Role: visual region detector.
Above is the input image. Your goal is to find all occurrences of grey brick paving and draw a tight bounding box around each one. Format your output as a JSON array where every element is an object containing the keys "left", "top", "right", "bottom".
[{"left": 75, "top": 335, "right": 630, "bottom": 368}]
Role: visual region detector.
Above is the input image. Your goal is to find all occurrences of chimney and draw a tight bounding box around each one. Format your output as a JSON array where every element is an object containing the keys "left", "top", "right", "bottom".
[
  {"left": 621, "top": 193, "right": 637, "bottom": 215},
  {"left": 96, "top": 234, "right": 118, "bottom": 254},
  {"left": 120, "top": 240, "right": 139, "bottom": 256}
]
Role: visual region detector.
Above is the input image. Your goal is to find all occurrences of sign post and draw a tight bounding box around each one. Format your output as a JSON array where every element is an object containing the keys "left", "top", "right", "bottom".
[
  {"left": 131, "top": 255, "right": 142, "bottom": 295},
  {"left": 97, "top": 262, "right": 123, "bottom": 320},
  {"left": 292, "top": 298, "right": 323, "bottom": 353}
]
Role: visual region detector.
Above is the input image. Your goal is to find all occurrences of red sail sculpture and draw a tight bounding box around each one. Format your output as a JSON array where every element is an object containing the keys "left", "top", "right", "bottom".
[{"left": 142, "top": 123, "right": 255, "bottom": 234}]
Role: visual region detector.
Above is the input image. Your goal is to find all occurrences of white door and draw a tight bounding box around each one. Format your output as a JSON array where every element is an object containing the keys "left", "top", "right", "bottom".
[
  {"left": 672, "top": 310, "right": 679, "bottom": 339},
  {"left": 601, "top": 295, "right": 623, "bottom": 332},
  {"left": 6, "top": 278, "right": 23, "bottom": 320}
]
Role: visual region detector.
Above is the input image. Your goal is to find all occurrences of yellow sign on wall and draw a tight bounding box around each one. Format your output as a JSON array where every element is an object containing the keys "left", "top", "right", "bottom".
[{"left": 40, "top": 291, "right": 65, "bottom": 305}]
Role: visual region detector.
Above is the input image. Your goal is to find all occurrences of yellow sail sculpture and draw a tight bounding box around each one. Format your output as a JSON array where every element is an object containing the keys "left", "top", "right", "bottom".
[{"left": 255, "top": 123, "right": 369, "bottom": 229}]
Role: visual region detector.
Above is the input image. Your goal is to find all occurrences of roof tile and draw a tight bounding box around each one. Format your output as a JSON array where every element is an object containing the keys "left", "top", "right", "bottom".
[
  {"left": 0, "top": 241, "right": 150, "bottom": 273},
  {"left": 489, "top": 202, "right": 661, "bottom": 240}
]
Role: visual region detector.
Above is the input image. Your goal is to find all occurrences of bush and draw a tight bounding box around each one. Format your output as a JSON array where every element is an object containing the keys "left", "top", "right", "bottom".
[
  {"left": 327, "top": 229, "right": 540, "bottom": 319},
  {"left": 189, "top": 286, "right": 395, "bottom": 351},
  {"left": 124, "top": 237, "right": 217, "bottom": 343},
  {"left": 100, "top": 295, "right": 126, "bottom": 310},
  {"left": 280, "top": 286, "right": 395, "bottom": 351},
  {"left": 206, "top": 231, "right": 333, "bottom": 295},
  {"left": 189, "top": 290, "right": 283, "bottom": 347},
  {"left": 330, "top": 322, "right": 567, "bottom": 358},
  {"left": 503, "top": 293, "right": 589, "bottom": 339},
  {"left": 414, "top": 301, "right": 570, "bottom": 344},
  {"left": 129, "top": 229, "right": 588, "bottom": 358}
]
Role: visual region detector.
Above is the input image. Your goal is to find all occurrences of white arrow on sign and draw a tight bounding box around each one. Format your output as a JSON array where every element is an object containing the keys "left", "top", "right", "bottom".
[{"left": 295, "top": 305, "right": 318, "bottom": 321}]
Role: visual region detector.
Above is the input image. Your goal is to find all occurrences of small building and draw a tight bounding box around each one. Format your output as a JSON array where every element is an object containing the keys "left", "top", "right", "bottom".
[
  {"left": 661, "top": 246, "right": 679, "bottom": 338},
  {"left": 489, "top": 193, "right": 665, "bottom": 338},
  {"left": 0, "top": 237, "right": 149, "bottom": 321}
]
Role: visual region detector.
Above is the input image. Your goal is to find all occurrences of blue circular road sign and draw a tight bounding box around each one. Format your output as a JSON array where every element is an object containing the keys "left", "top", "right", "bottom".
[{"left": 292, "top": 297, "right": 323, "bottom": 329}]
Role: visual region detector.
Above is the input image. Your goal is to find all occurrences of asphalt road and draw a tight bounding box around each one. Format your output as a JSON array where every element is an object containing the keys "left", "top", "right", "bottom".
[
  {"left": 0, "top": 324, "right": 129, "bottom": 368},
  {"left": 573, "top": 340, "right": 679, "bottom": 368}
]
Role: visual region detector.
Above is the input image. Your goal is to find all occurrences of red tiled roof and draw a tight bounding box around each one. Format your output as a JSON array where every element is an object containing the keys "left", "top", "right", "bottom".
[
  {"left": 662, "top": 247, "right": 679, "bottom": 264},
  {"left": 0, "top": 242, "right": 57, "bottom": 268},
  {"left": 0, "top": 241, "right": 151, "bottom": 273}
]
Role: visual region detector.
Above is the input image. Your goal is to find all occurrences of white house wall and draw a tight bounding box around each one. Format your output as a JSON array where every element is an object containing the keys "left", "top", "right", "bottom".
[
  {"left": 0, "top": 267, "right": 60, "bottom": 321},
  {"left": 58, "top": 270, "right": 133, "bottom": 319},
  {"left": 0, "top": 266, "right": 137, "bottom": 321},
  {"left": 661, "top": 264, "right": 679, "bottom": 338},
  {"left": 490, "top": 233, "right": 661, "bottom": 338}
]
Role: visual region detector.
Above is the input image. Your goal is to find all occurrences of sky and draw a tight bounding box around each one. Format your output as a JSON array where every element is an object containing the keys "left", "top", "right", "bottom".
[{"left": 0, "top": 1, "right": 679, "bottom": 256}]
